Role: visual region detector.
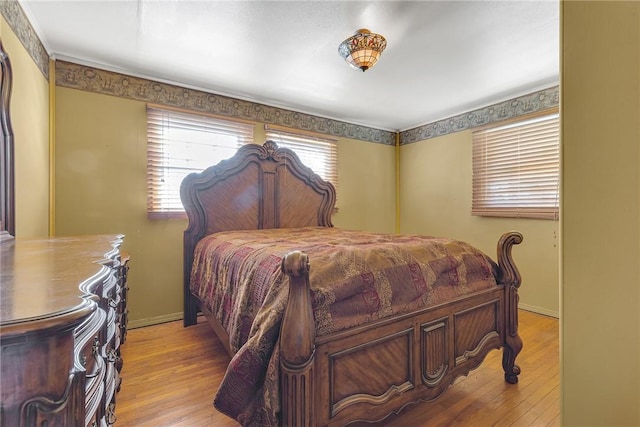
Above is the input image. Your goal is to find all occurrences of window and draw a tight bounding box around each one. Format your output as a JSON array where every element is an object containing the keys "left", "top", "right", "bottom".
[
  {"left": 472, "top": 111, "right": 559, "bottom": 220},
  {"left": 146, "top": 106, "right": 254, "bottom": 218},
  {"left": 265, "top": 126, "right": 338, "bottom": 196}
]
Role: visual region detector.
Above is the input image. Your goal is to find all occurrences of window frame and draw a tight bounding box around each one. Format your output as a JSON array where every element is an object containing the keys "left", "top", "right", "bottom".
[{"left": 471, "top": 110, "right": 560, "bottom": 220}]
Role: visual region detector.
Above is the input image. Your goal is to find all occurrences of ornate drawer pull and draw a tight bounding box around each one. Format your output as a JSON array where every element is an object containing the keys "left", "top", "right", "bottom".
[
  {"left": 79, "top": 335, "right": 100, "bottom": 371},
  {"left": 92, "top": 336, "right": 100, "bottom": 357},
  {"left": 107, "top": 402, "right": 117, "bottom": 424},
  {"left": 107, "top": 349, "right": 118, "bottom": 363}
]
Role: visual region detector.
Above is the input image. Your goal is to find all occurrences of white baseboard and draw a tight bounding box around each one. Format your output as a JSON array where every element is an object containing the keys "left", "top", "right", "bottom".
[
  {"left": 519, "top": 303, "right": 559, "bottom": 319},
  {"left": 127, "top": 312, "right": 183, "bottom": 329}
]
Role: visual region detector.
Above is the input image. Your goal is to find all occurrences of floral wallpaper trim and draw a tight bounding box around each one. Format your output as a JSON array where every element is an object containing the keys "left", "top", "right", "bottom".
[
  {"left": 399, "top": 86, "right": 559, "bottom": 145},
  {"left": 0, "top": 0, "right": 49, "bottom": 79},
  {"left": 55, "top": 61, "right": 397, "bottom": 146}
]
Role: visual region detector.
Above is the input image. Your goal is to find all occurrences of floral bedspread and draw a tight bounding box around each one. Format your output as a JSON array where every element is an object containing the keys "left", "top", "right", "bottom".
[{"left": 190, "top": 227, "right": 498, "bottom": 426}]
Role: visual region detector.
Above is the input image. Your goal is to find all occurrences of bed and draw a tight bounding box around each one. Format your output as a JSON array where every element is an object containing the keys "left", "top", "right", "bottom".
[{"left": 181, "top": 140, "right": 523, "bottom": 427}]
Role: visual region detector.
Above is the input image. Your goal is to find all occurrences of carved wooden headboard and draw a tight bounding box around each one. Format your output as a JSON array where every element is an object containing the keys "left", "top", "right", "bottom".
[
  {"left": 180, "top": 140, "right": 336, "bottom": 324},
  {"left": 181, "top": 139, "right": 335, "bottom": 237}
]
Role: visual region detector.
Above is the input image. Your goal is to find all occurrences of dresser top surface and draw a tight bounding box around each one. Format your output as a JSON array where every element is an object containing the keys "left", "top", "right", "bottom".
[{"left": 0, "top": 235, "right": 123, "bottom": 327}]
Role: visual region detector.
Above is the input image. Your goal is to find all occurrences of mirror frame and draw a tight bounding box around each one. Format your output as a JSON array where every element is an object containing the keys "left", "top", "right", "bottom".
[{"left": 1, "top": 40, "right": 15, "bottom": 237}]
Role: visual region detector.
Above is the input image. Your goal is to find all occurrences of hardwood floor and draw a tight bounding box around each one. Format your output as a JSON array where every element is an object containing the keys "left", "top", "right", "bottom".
[{"left": 116, "top": 310, "right": 559, "bottom": 426}]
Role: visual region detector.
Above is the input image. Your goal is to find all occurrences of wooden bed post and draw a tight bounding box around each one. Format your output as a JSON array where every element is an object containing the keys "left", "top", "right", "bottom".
[
  {"left": 280, "top": 251, "right": 315, "bottom": 427},
  {"left": 183, "top": 231, "right": 198, "bottom": 327},
  {"left": 497, "top": 231, "right": 524, "bottom": 384}
]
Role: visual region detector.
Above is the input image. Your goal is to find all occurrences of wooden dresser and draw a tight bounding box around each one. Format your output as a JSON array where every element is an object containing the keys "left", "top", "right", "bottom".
[{"left": 0, "top": 235, "right": 129, "bottom": 426}]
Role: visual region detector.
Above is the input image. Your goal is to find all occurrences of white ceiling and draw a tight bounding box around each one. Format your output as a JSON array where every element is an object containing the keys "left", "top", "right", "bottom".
[{"left": 20, "top": 0, "right": 559, "bottom": 132}]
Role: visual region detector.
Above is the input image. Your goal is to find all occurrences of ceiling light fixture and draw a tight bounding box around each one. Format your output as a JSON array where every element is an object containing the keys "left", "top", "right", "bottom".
[{"left": 338, "top": 29, "right": 387, "bottom": 72}]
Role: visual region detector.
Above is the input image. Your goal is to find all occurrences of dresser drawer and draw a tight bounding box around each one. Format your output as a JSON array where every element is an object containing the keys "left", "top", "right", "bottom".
[
  {"left": 85, "top": 405, "right": 99, "bottom": 427},
  {"left": 104, "top": 361, "right": 117, "bottom": 409},
  {"left": 85, "top": 376, "right": 105, "bottom": 427},
  {"left": 75, "top": 307, "right": 106, "bottom": 376}
]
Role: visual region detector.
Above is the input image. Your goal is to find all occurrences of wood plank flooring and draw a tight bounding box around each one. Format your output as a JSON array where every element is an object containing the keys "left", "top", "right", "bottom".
[{"left": 116, "top": 310, "right": 559, "bottom": 426}]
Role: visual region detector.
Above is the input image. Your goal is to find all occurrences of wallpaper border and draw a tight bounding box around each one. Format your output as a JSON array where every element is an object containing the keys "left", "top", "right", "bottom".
[
  {"left": 0, "top": 0, "right": 49, "bottom": 79},
  {"left": 55, "top": 61, "right": 397, "bottom": 146},
  {"left": 400, "top": 86, "right": 559, "bottom": 145}
]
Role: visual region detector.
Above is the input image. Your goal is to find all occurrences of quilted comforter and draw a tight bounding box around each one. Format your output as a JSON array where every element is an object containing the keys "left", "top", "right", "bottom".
[{"left": 190, "top": 227, "right": 499, "bottom": 426}]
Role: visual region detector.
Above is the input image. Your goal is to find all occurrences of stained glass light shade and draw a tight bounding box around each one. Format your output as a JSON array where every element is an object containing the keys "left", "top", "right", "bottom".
[{"left": 338, "top": 29, "right": 387, "bottom": 72}]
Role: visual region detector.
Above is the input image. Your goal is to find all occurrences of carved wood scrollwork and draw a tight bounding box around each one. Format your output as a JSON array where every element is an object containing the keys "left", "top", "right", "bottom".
[
  {"left": 261, "top": 139, "right": 280, "bottom": 160},
  {"left": 20, "top": 373, "right": 84, "bottom": 426},
  {"left": 497, "top": 231, "right": 523, "bottom": 288},
  {"left": 496, "top": 231, "right": 524, "bottom": 384},
  {"left": 421, "top": 320, "right": 448, "bottom": 387},
  {"left": 106, "top": 402, "right": 117, "bottom": 425}
]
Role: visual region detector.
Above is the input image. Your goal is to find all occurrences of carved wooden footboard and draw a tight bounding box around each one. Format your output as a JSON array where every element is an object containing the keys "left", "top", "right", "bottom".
[{"left": 280, "top": 231, "right": 522, "bottom": 426}]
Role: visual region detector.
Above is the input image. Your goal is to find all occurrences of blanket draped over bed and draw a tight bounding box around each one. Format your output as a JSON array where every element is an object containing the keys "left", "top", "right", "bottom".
[{"left": 190, "top": 227, "right": 500, "bottom": 426}]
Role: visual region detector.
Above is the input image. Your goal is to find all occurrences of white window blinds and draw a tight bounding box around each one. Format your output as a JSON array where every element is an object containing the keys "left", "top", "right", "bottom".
[
  {"left": 472, "top": 112, "right": 559, "bottom": 220},
  {"left": 265, "top": 127, "right": 338, "bottom": 193},
  {"left": 147, "top": 106, "right": 254, "bottom": 218}
]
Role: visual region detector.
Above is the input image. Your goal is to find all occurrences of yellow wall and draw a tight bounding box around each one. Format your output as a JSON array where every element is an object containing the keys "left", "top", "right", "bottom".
[
  {"left": 561, "top": 1, "right": 639, "bottom": 425},
  {"left": 333, "top": 138, "right": 396, "bottom": 233},
  {"left": 400, "top": 130, "right": 560, "bottom": 317},
  {"left": 0, "top": 18, "right": 49, "bottom": 237},
  {"left": 54, "top": 87, "right": 396, "bottom": 326}
]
